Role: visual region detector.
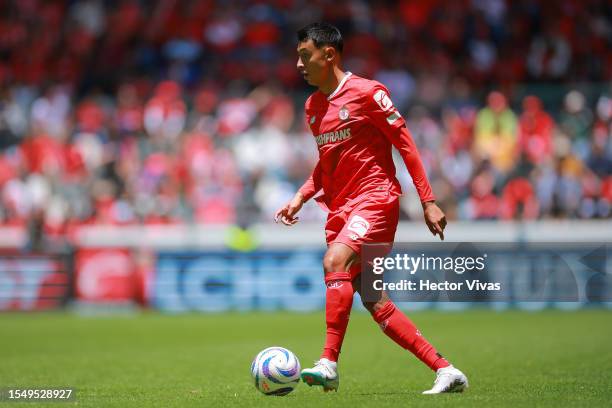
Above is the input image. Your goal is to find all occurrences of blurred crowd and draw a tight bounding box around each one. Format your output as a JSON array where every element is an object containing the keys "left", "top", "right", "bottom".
[{"left": 0, "top": 0, "right": 611, "bottom": 242}]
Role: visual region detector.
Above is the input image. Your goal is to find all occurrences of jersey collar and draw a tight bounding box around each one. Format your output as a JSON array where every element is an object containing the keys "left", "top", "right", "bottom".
[{"left": 326, "top": 71, "right": 352, "bottom": 101}]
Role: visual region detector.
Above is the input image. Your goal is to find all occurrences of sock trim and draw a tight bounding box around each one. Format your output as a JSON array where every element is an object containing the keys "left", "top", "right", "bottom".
[
  {"left": 324, "top": 272, "right": 352, "bottom": 283},
  {"left": 372, "top": 300, "right": 396, "bottom": 324}
]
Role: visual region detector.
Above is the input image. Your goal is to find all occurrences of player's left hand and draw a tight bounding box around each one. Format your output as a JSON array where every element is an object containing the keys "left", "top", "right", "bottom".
[{"left": 422, "top": 201, "right": 446, "bottom": 240}]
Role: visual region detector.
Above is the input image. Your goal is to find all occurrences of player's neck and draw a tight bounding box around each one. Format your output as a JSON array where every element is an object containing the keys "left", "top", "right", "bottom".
[{"left": 319, "top": 67, "right": 347, "bottom": 96}]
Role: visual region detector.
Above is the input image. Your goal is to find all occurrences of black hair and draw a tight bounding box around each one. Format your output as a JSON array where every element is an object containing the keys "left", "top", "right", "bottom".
[{"left": 297, "top": 22, "right": 343, "bottom": 53}]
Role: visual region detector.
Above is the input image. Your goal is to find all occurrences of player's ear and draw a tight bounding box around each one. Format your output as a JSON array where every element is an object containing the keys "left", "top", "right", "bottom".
[{"left": 324, "top": 46, "right": 336, "bottom": 63}]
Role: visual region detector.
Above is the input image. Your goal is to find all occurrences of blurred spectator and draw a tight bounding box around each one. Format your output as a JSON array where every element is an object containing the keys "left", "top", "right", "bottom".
[
  {"left": 144, "top": 81, "right": 186, "bottom": 142},
  {"left": 500, "top": 177, "right": 539, "bottom": 220},
  {"left": 555, "top": 155, "right": 584, "bottom": 217},
  {"left": 474, "top": 91, "right": 518, "bottom": 173},
  {"left": 560, "top": 90, "right": 593, "bottom": 159},
  {"left": 0, "top": 0, "right": 609, "bottom": 245},
  {"left": 464, "top": 169, "right": 499, "bottom": 220},
  {"left": 527, "top": 25, "right": 571, "bottom": 80},
  {"left": 518, "top": 95, "right": 554, "bottom": 165}
]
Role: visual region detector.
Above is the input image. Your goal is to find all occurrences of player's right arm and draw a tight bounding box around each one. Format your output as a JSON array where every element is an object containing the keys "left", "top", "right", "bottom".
[{"left": 274, "top": 161, "right": 322, "bottom": 226}]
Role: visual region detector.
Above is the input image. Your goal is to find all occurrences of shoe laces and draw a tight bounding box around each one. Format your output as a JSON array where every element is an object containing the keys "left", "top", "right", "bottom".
[
  {"left": 433, "top": 369, "right": 453, "bottom": 385},
  {"left": 313, "top": 360, "right": 334, "bottom": 375}
]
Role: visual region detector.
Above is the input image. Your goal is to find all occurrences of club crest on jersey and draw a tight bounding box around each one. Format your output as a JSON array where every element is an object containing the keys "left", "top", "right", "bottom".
[
  {"left": 309, "top": 115, "right": 316, "bottom": 124},
  {"left": 338, "top": 105, "right": 350, "bottom": 121},
  {"left": 347, "top": 215, "right": 370, "bottom": 238}
]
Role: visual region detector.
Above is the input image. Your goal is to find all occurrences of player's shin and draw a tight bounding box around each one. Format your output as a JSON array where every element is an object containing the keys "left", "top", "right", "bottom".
[
  {"left": 371, "top": 301, "right": 450, "bottom": 371},
  {"left": 321, "top": 272, "right": 354, "bottom": 362}
]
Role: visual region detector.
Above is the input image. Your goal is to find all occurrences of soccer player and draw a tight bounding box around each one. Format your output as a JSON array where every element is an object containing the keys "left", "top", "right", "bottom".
[{"left": 274, "top": 23, "right": 468, "bottom": 394}]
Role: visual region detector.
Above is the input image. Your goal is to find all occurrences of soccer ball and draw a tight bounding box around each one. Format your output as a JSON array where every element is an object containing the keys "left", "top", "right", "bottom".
[{"left": 251, "top": 347, "right": 301, "bottom": 396}]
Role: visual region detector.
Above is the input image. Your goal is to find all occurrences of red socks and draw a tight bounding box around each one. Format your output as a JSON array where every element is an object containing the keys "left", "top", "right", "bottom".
[
  {"left": 321, "top": 272, "right": 354, "bottom": 362},
  {"left": 372, "top": 301, "right": 450, "bottom": 371},
  {"left": 320, "top": 271, "right": 449, "bottom": 371}
]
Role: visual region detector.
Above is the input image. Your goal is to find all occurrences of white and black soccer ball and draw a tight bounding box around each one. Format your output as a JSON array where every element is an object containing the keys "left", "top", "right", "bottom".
[{"left": 251, "top": 347, "right": 301, "bottom": 396}]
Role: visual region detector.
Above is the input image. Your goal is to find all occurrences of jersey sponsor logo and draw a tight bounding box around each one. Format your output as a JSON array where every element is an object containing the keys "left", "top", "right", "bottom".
[
  {"left": 373, "top": 89, "right": 394, "bottom": 112},
  {"left": 338, "top": 105, "right": 350, "bottom": 121},
  {"left": 347, "top": 215, "right": 370, "bottom": 238},
  {"left": 314, "top": 127, "right": 352, "bottom": 146}
]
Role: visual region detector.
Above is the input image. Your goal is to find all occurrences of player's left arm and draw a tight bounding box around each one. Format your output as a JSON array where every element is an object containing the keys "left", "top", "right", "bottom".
[{"left": 366, "top": 85, "right": 447, "bottom": 240}]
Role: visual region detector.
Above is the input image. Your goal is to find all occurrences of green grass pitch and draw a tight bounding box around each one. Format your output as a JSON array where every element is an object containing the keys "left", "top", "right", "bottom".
[{"left": 1, "top": 309, "right": 611, "bottom": 407}]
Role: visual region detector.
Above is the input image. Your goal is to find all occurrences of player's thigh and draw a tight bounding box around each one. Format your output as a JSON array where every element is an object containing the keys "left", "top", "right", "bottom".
[
  {"left": 333, "top": 198, "right": 400, "bottom": 255},
  {"left": 324, "top": 210, "right": 345, "bottom": 248}
]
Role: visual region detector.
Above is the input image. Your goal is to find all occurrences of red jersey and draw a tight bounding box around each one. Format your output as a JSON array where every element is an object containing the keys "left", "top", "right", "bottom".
[{"left": 298, "top": 72, "right": 435, "bottom": 212}]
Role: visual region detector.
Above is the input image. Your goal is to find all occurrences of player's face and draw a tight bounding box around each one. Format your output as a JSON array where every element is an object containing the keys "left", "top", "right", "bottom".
[{"left": 296, "top": 40, "right": 332, "bottom": 87}]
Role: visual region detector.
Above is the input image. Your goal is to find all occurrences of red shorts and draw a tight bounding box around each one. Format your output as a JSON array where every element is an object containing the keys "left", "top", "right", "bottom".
[{"left": 325, "top": 194, "right": 400, "bottom": 256}]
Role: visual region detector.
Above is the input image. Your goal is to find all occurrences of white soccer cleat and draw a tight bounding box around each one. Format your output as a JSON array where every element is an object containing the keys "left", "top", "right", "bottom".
[
  {"left": 300, "top": 358, "right": 339, "bottom": 392},
  {"left": 422, "top": 365, "right": 468, "bottom": 394}
]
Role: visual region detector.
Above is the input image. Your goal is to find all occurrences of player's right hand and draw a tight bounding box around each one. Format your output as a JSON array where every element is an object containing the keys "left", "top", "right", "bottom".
[{"left": 274, "top": 193, "right": 305, "bottom": 226}]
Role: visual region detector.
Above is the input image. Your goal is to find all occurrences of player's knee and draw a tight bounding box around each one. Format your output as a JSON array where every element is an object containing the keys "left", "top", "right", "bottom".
[
  {"left": 362, "top": 298, "right": 389, "bottom": 315},
  {"left": 322, "top": 250, "right": 349, "bottom": 274}
]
